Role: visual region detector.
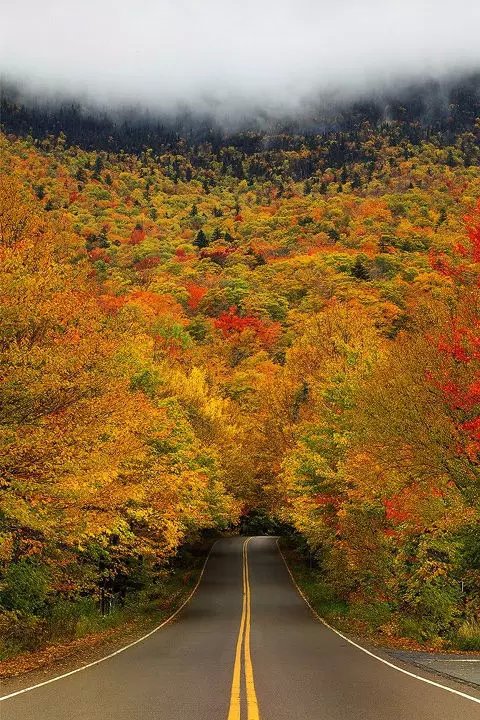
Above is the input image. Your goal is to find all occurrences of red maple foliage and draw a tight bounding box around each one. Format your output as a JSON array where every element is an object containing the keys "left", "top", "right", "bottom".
[
  {"left": 88, "top": 248, "right": 110, "bottom": 263},
  {"left": 186, "top": 283, "right": 207, "bottom": 310},
  {"left": 175, "top": 247, "right": 195, "bottom": 262},
  {"left": 384, "top": 497, "right": 411, "bottom": 524},
  {"left": 383, "top": 483, "right": 444, "bottom": 532},
  {"left": 97, "top": 294, "right": 127, "bottom": 314},
  {"left": 429, "top": 202, "right": 480, "bottom": 458},
  {"left": 129, "top": 224, "right": 146, "bottom": 245},
  {"left": 135, "top": 256, "right": 161, "bottom": 271},
  {"left": 314, "top": 493, "right": 340, "bottom": 508},
  {"left": 214, "top": 306, "right": 281, "bottom": 347},
  {"left": 199, "top": 247, "right": 233, "bottom": 266}
]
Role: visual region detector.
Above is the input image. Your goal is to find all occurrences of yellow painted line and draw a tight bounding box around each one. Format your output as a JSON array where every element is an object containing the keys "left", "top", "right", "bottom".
[
  {"left": 244, "top": 538, "right": 260, "bottom": 720},
  {"left": 227, "top": 539, "right": 248, "bottom": 720},
  {"left": 227, "top": 538, "right": 260, "bottom": 720}
]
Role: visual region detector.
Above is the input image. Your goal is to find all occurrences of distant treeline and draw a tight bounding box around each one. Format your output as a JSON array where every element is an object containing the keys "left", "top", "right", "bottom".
[{"left": 1, "top": 73, "right": 479, "bottom": 158}]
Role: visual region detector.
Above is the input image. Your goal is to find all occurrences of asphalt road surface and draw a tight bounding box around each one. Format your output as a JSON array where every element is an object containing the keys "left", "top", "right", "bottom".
[{"left": 1, "top": 536, "right": 479, "bottom": 719}]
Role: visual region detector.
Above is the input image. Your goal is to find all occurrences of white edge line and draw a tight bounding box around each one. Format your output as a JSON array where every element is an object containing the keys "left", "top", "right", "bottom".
[
  {"left": 275, "top": 539, "right": 480, "bottom": 706},
  {"left": 0, "top": 539, "right": 220, "bottom": 702}
]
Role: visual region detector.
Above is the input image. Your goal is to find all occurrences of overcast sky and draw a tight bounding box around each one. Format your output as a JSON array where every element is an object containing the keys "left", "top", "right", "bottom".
[{"left": 1, "top": 0, "right": 480, "bottom": 118}]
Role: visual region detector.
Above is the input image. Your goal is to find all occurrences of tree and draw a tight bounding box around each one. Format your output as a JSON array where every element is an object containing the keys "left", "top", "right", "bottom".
[
  {"left": 194, "top": 229, "right": 209, "bottom": 249},
  {"left": 351, "top": 255, "right": 370, "bottom": 280},
  {"left": 0, "top": 177, "right": 237, "bottom": 636},
  {"left": 92, "top": 155, "right": 104, "bottom": 179}
]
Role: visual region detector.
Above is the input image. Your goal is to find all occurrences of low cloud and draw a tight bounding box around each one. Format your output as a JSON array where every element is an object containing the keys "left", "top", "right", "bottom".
[{"left": 1, "top": 0, "right": 480, "bottom": 120}]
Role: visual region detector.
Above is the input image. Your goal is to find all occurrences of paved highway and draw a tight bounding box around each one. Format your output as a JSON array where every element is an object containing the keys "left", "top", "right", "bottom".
[{"left": 1, "top": 536, "right": 479, "bottom": 719}]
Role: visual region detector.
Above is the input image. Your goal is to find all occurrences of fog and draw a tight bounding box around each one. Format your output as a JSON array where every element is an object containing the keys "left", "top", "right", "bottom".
[{"left": 1, "top": 0, "right": 480, "bottom": 120}]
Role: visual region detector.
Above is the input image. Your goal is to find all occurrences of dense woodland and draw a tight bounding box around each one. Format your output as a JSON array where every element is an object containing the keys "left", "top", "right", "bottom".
[{"left": 1, "top": 81, "right": 480, "bottom": 656}]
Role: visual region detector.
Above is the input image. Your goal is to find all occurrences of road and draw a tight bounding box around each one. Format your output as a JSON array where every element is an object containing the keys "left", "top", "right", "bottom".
[{"left": 1, "top": 536, "right": 479, "bottom": 719}]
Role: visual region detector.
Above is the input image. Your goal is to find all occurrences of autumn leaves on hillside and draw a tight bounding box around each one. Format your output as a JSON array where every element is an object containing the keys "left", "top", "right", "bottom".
[{"left": 0, "top": 123, "right": 479, "bottom": 657}]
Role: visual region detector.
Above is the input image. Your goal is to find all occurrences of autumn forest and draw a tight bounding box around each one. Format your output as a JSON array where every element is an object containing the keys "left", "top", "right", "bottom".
[{"left": 1, "top": 81, "right": 480, "bottom": 662}]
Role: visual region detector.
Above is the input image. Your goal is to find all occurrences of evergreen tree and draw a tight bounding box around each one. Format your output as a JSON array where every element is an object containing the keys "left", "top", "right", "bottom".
[
  {"left": 446, "top": 149, "right": 456, "bottom": 167},
  {"left": 193, "top": 229, "right": 209, "bottom": 249},
  {"left": 92, "top": 156, "right": 104, "bottom": 179},
  {"left": 351, "top": 255, "right": 370, "bottom": 280}
]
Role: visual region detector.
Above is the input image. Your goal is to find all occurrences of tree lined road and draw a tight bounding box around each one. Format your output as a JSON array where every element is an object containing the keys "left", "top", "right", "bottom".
[{"left": 1, "top": 537, "right": 479, "bottom": 719}]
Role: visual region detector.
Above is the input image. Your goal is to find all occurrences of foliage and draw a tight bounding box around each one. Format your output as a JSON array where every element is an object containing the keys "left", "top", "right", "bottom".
[{"left": 0, "top": 100, "right": 479, "bottom": 650}]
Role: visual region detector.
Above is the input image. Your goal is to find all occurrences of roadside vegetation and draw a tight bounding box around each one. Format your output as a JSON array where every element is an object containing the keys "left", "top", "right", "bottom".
[
  {"left": 0, "top": 539, "right": 214, "bottom": 671},
  {"left": 281, "top": 537, "right": 480, "bottom": 652}
]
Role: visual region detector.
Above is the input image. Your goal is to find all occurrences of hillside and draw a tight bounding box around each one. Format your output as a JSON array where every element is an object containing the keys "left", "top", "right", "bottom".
[{"left": 1, "top": 89, "right": 480, "bottom": 658}]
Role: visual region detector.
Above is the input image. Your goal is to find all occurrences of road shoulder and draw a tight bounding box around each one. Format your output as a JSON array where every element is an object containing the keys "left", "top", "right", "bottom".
[
  {"left": 277, "top": 538, "right": 480, "bottom": 695},
  {"left": 0, "top": 540, "right": 217, "bottom": 697}
]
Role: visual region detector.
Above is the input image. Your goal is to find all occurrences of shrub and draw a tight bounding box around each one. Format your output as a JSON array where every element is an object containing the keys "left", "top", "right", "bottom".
[
  {"left": 397, "top": 615, "right": 429, "bottom": 643},
  {"left": 0, "top": 561, "right": 49, "bottom": 614},
  {"left": 0, "top": 610, "right": 46, "bottom": 657},
  {"left": 348, "top": 601, "right": 392, "bottom": 630},
  {"left": 45, "top": 597, "right": 98, "bottom": 641},
  {"left": 406, "top": 581, "right": 460, "bottom": 636},
  {"left": 454, "top": 621, "right": 480, "bottom": 651}
]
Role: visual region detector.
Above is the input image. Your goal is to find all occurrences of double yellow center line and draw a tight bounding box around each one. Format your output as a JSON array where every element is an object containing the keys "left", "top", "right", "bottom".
[{"left": 227, "top": 538, "right": 260, "bottom": 720}]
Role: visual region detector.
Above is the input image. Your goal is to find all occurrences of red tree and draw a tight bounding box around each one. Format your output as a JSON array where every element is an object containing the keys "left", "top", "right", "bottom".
[{"left": 430, "top": 201, "right": 480, "bottom": 459}]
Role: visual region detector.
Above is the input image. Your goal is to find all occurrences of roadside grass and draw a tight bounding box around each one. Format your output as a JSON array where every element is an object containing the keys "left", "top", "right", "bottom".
[
  {"left": 0, "top": 544, "right": 211, "bottom": 670},
  {"left": 278, "top": 542, "right": 349, "bottom": 627},
  {"left": 454, "top": 621, "right": 480, "bottom": 651}
]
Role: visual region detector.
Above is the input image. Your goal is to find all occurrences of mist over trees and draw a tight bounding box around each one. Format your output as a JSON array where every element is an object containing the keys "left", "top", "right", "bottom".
[{"left": 2, "top": 73, "right": 480, "bottom": 153}]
